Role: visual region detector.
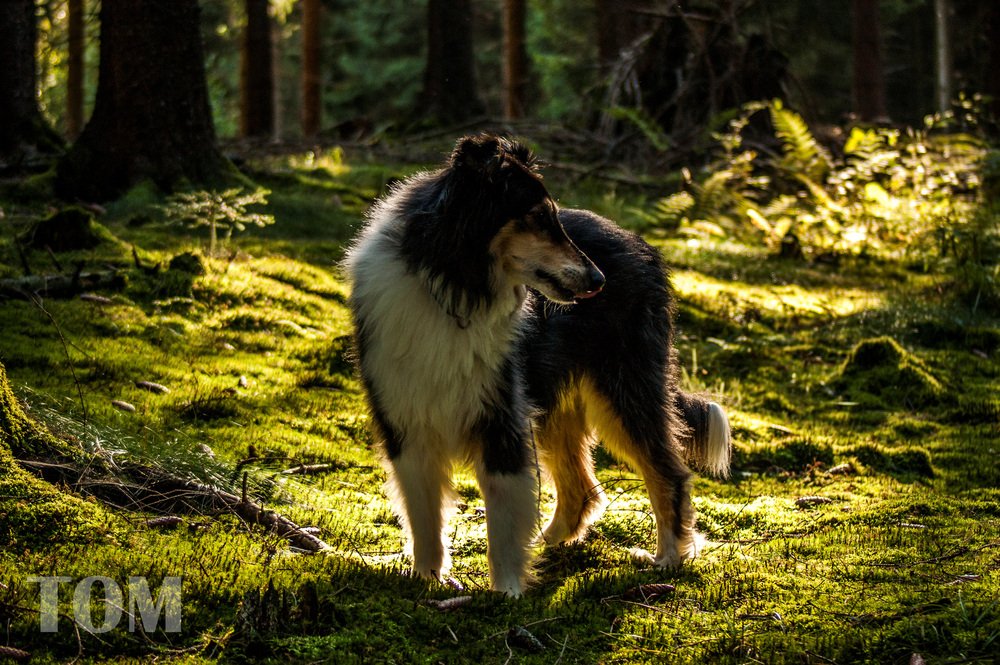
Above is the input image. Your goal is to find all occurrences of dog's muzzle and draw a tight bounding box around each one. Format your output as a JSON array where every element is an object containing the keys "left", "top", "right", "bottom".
[{"left": 574, "top": 265, "right": 605, "bottom": 299}]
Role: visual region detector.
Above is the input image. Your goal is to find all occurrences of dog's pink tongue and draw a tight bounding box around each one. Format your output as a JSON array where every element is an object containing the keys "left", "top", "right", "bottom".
[{"left": 575, "top": 286, "right": 603, "bottom": 299}]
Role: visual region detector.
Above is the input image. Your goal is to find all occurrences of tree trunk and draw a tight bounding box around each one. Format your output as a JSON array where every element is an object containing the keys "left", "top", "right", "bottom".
[
  {"left": 596, "top": 0, "right": 649, "bottom": 71},
  {"left": 851, "top": 0, "right": 888, "bottom": 122},
  {"left": 502, "top": 0, "right": 528, "bottom": 119},
  {"left": 301, "top": 0, "right": 322, "bottom": 137},
  {"left": 933, "top": 0, "right": 953, "bottom": 113},
  {"left": 421, "top": 0, "right": 484, "bottom": 124},
  {"left": 66, "top": 0, "right": 85, "bottom": 140},
  {"left": 55, "top": 0, "right": 230, "bottom": 202},
  {"left": 240, "top": 0, "right": 275, "bottom": 139},
  {"left": 0, "top": 0, "right": 63, "bottom": 170},
  {"left": 988, "top": 2, "right": 1000, "bottom": 121},
  {"left": 272, "top": 3, "right": 284, "bottom": 141}
]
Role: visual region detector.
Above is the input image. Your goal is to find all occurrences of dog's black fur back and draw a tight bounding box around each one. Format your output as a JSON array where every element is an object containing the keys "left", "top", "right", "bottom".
[
  {"left": 525, "top": 210, "right": 673, "bottom": 387},
  {"left": 524, "top": 209, "right": 683, "bottom": 462}
]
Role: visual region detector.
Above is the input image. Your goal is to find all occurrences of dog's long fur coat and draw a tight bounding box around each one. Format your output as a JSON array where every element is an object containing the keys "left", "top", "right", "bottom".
[{"left": 345, "top": 135, "right": 730, "bottom": 595}]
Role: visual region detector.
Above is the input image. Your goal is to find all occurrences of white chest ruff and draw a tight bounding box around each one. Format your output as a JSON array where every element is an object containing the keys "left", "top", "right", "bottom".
[{"left": 349, "top": 234, "right": 524, "bottom": 453}]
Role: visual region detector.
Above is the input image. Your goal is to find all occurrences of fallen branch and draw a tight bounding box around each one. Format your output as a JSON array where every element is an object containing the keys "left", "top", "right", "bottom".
[
  {"left": 280, "top": 463, "right": 333, "bottom": 475},
  {"left": 0, "top": 646, "right": 31, "bottom": 661},
  {"left": 0, "top": 270, "right": 125, "bottom": 300},
  {"left": 103, "top": 466, "right": 330, "bottom": 552},
  {"left": 16, "top": 453, "right": 331, "bottom": 553}
]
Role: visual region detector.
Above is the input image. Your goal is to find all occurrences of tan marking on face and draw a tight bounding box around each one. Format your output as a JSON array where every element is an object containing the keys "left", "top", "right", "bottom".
[{"left": 490, "top": 221, "right": 582, "bottom": 278}]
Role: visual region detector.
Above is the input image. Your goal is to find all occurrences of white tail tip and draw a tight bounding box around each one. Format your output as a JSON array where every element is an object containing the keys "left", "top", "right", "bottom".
[{"left": 705, "top": 402, "right": 732, "bottom": 478}]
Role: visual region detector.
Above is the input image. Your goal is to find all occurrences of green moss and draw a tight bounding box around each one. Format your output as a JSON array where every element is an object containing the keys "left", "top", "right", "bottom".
[
  {"left": 841, "top": 443, "right": 935, "bottom": 478},
  {"left": 2, "top": 151, "right": 1000, "bottom": 664},
  {"left": 0, "top": 364, "right": 114, "bottom": 548},
  {"left": 169, "top": 250, "right": 208, "bottom": 275},
  {"left": 734, "top": 436, "right": 835, "bottom": 471},
  {"left": 941, "top": 389, "right": 1000, "bottom": 424},
  {"left": 837, "top": 336, "right": 945, "bottom": 407},
  {"left": 0, "top": 364, "right": 90, "bottom": 465}
]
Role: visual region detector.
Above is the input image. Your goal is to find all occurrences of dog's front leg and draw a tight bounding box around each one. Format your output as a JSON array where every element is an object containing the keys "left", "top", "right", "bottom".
[
  {"left": 385, "top": 443, "right": 453, "bottom": 581},
  {"left": 474, "top": 379, "right": 539, "bottom": 596},
  {"left": 475, "top": 465, "right": 537, "bottom": 596}
]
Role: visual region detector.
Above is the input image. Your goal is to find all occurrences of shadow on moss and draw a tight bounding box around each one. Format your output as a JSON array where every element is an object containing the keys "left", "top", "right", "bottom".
[
  {"left": 841, "top": 443, "right": 935, "bottom": 478},
  {"left": 734, "top": 436, "right": 835, "bottom": 472},
  {"left": 836, "top": 336, "right": 945, "bottom": 408}
]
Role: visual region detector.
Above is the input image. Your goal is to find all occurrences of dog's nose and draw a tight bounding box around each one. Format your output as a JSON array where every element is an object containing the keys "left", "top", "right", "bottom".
[
  {"left": 588, "top": 266, "right": 606, "bottom": 292},
  {"left": 576, "top": 266, "right": 605, "bottom": 299}
]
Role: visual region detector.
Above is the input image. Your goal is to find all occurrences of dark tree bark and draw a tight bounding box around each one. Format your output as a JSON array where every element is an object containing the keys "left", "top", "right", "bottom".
[
  {"left": 0, "top": 0, "right": 63, "bottom": 170},
  {"left": 933, "top": 0, "right": 953, "bottom": 113},
  {"left": 988, "top": 2, "right": 1000, "bottom": 121},
  {"left": 851, "top": 0, "right": 888, "bottom": 122},
  {"left": 301, "top": 0, "right": 322, "bottom": 137},
  {"left": 597, "top": 0, "right": 785, "bottom": 156},
  {"left": 596, "top": 0, "right": 649, "bottom": 71},
  {"left": 240, "top": 0, "right": 274, "bottom": 139},
  {"left": 272, "top": 7, "right": 284, "bottom": 140},
  {"left": 66, "top": 0, "right": 85, "bottom": 139},
  {"left": 421, "top": 0, "right": 483, "bottom": 124},
  {"left": 55, "top": 0, "right": 229, "bottom": 202},
  {"left": 502, "top": 0, "right": 528, "bottom": 119}
]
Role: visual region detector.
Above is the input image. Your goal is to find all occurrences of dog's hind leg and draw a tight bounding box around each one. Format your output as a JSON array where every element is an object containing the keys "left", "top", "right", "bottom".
[
  {"left": 629, "top": 451, "right": 696, "bottom": 568},
  {"left": 581, "top": 378, "right": 696, "bottom": 568},
  {"left": 536, "top": 388, "right": 607, "bottom": 545},
  {"left": 385, "top": 441, "right": 454, "bottom": 582}
]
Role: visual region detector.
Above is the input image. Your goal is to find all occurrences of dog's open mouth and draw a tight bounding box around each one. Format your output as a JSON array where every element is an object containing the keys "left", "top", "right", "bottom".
[
  {"left": 574, "top": 286, "right": 603, "bottom": 300},
  {"left": 534, "top": 269, "right": 601, "bottom": 303}
]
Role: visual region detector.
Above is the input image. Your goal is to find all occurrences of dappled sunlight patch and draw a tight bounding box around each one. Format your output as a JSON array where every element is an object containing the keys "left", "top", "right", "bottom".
[
  {"left": 252, "top": 255, "right": 349, "bottom": 301},
  {"left": 672, "top": 269, "right": 885, "bottom": 327},
  {"left": 694, "top": 494, "right": 810, "bottom": 542},
  {"left": 726, "top": 410, "right": 798, "bottom": 444}
]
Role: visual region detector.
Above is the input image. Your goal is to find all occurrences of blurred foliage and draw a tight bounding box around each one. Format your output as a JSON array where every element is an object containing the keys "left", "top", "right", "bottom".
[
  {"left": 642, "top": 96, "right": 998, "bottom": 308},
  {"left": 644, "top": 99, "right": 981, "bottom": 253},
  {"left": 740, "top": 0, "right": 991, "bottom": 125}
]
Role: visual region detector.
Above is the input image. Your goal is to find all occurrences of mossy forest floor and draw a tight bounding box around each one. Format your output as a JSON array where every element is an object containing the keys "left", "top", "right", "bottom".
[{"left": 0, "top": 145, "right": 998, "bottom": 664}]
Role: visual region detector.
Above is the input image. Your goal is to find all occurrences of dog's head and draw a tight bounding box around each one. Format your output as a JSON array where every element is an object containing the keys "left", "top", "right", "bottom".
[{"left": 450, "top": 134, "right": 604, "bottom": 304}]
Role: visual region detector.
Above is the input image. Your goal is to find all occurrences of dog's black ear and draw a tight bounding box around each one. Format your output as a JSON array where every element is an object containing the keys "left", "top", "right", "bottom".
[{"left": 450, "top": 134, "right": 503, "bottom": 177}]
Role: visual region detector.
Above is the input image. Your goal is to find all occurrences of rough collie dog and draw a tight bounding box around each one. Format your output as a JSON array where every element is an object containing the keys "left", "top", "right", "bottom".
[{"left": 345, "top": 134, "right": 731, "bottom": 596}]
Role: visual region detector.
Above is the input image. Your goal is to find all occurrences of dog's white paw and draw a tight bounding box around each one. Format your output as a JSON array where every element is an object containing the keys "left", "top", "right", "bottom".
[
  {"left": 630, "top": 539, "right": 702, "bottom": 568},
  {"left": 409, "top": 565, "right": 448, "bottom": 582},
  {"left": 541, "top": 522, "right": 571, "bottom": 546},
  {"left": 491, "top": 577, "right": 524, "bottom": 598},
  {"left": 630, "top": 548, "right": 684, "bottom": 568}
]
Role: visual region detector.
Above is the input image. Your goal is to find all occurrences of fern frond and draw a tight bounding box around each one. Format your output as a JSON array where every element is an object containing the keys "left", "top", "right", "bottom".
[
  {"left": 770, "top": 100, "right": 832, "bottom": 182},
  {"left": 653, "top": 191, "right": 695, "bottom": 222},
  {"left": 609, "top": 106, "right": 671, "bottom": 151},
  {"left": 761, "top": 195, "right": 798, "bottom": 219}
]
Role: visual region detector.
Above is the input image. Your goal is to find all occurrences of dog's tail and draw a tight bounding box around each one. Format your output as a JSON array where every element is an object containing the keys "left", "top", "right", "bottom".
[{"left": 675, "top": 392, "right": 732, "bottom": 478}]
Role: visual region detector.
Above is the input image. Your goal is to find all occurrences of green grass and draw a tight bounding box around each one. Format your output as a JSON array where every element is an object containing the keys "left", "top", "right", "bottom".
[{"left": 0, "top": 149, "right": 997, "bottom": 663}]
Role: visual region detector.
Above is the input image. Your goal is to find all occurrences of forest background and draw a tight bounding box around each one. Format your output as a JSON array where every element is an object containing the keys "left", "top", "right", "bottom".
[{"left": 0, "top": 1, "right": 999, "bottom": 663}]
